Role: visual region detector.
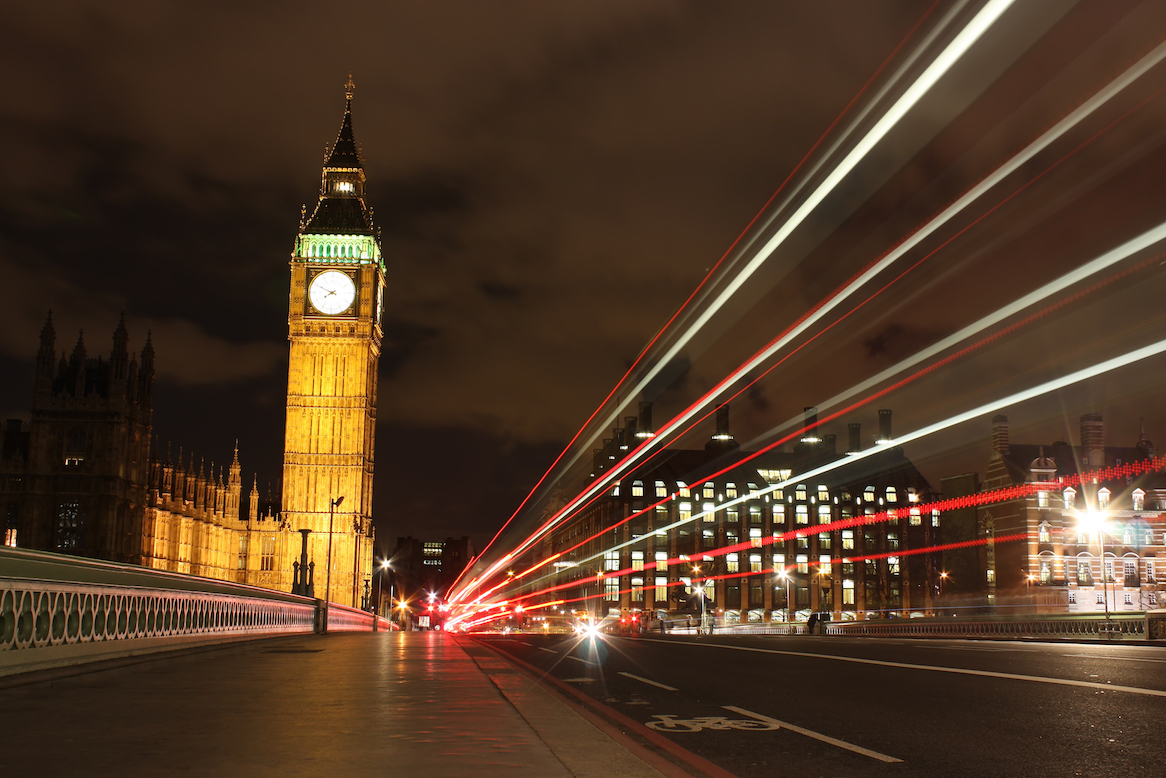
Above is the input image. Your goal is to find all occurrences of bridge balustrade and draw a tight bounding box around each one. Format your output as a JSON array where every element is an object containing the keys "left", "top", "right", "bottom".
[{"left": 1, "top": 547, "right": 389, "bottom": 677}]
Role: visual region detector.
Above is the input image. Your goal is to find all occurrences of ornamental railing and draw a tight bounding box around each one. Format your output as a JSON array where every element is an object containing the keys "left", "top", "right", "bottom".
[
  {"left": 0, "top": 546, "right": 389, "bottom": 677},
  {"left": 658, "top": 612, "right": 1164, "bottom": 641}
]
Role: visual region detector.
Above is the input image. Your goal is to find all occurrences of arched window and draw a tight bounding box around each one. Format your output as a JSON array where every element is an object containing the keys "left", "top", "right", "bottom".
[
  {"left": 631, "top": 480, "right": 644, "bottom": 497},
  {"left": 1063, "top": 487, "right": 1076, "bottom": 507},
  {"left": 1097, "top": 488, "right": 1111, "bottom": 510},
  {"left": 1038, "top": 523, "right": 1050, "bottom": 543},
  {"left": 885, "top": 486, "right": 898, "bottom": 503},
  {"left": 1133, "top": 489, "right": 1145, "bottom": 511}
]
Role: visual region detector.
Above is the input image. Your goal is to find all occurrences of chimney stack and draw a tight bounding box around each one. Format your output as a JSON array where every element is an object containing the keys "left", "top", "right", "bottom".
[
  {"left": 848, "top": 423, "right": 862, "bottom": 453},
  {"left": 877, "top": 409, "right": 893, "bottom": 443},
  {"left": 823, "top": 433, "right": 837, "bottom": 455},
  {"left": 714, "top": 404, "right": 732, "bottom": 440},
  {"left": 801, "top": 406, "right": 819, "bottom": 443},
  {"left": 1080, "top": 413, "right": 1105, "bottom": 469},
  {"left": 637, "top": 402, "right": 653, "bottom": 438},
  {"left": 991, "top": 415, "right": 1009, "bottom": 455}
]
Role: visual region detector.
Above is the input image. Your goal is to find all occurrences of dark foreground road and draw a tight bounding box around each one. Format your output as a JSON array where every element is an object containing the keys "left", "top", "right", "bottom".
[{"left": 477, "top": 633, "right": 1166, "bottom": 778}]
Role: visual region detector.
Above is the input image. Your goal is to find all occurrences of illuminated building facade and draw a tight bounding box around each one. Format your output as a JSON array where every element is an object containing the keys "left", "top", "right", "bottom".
[
  {"left": 0, "top": 316, "right": 288, "bottom": 583},
  {"left": 1, "top": 83, "right": 383, "bottom": 606},
  {"left": 977, "top": 413, "right": 1166, "bottom": 614},
  {"left": 537, "top": 405, "right": 938, "bottom": 623},
  {"left": 278, "top": 78, "right": 382, "bottom": 607}
]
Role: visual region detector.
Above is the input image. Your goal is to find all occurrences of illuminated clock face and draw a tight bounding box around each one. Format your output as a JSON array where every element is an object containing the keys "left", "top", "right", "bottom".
[{"left": 308, "top": 270, "right": 356, "bottom": 315}]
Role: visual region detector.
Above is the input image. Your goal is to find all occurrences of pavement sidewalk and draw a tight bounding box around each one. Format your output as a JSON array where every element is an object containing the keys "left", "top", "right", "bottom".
[{"left": 0, "top": 631, "right": 671, "bottom": 777}]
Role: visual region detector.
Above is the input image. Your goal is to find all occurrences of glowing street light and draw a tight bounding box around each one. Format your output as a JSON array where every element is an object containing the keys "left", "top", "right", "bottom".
[{"left": 1076, "top": 508, "right": 1112, "bottom": 624}]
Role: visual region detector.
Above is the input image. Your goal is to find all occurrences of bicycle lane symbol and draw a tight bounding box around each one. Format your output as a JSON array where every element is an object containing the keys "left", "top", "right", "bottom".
[{"left": 645, "top": 714, "right": 780, "bottom": 733}]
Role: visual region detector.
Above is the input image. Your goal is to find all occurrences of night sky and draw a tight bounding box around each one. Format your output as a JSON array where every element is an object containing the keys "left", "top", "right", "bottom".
[{"left": 5, "top": 1, "right": 1166, "bottom": 558}]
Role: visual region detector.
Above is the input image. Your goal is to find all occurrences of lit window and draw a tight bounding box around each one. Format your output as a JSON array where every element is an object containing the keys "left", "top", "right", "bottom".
[
  {"left": 727, "top": 553, "right": 739, "bottom": 573},
  {"left": 703, "top": 483, "right": 715, "bottom": 499},
  {"left": 1039, "top": 560, "right": 1052, "bottom": 584},
  {"left": 1124, "top": 560, "right": 1136, "bottom": 583},
  {"left": 261, "top": 536, "right": 276, "bottom": 571},
  {"left": 818, "top": 532, "right": 831, "bottom": 550},
  {"left": 1097, "top": 488, "right": 1110, "bottom": 509},
  {"left": 773, "top": 553, "right": 785, "bottom": 571},
  {"left": 727, "top": 507, "right": 739, "bottom": 523},
  {"left": 773, "top": 504, "right": 786, "bottom": 525},
  {"left": 1148, "top": 561, "right": 1156, "bottom": 582},
  {"left": 842, "top": 578, "right": 855, "bottom": 605},
  {"left": 817, "top": 486, "right": 830, "bottom": 501},
  {"left": 908, "top": 488, "right": 919, "bottom": 503},
  {"left": 605, "top": 578, "right": 619, "bottom": 601},
  {"left": 819, "top": 555, "right": 832, "bottom": 575},
  {"left": 748, "top": 505, "right": 762, "bottom": 523},
  {"left": 909, "top": 508, "right": 922, "bottom": 526},
  {"left": 749, "top": 527, "right": 762, "bottom": 547},
  {"left": 885, "top": 487, "right": 897, "bottom": 503},
  {"left": 842, "top": 530, "right": 854, "bottom": 551},
  {"left": 1039, "top": 524, "right": 1050, "bottom": 543},
  {"left": 677, "top": 481, "right": 690, "bottom": 498},
  {"left": 335, "top": 181, "right": 354, "bottom": 192},
  {"left": 702, "top": 529, "right": 714, "bottom": 548},
  {"left": 726, "top": 483, "right": 738, "bottom": 499},
  {"left": 1133, "top": 489, "right": 1145, "bottom": 511},
  {"left": 795, "top": 505, "right": 809, "bottom": 525},
  {"left": 631, "top": 551, "right": 644, "bottom": 571},
  {"left": 604, "top": 551, "right": 619, "bottom": 572},
  {"left": 702, "top": 503, "right": 716, "bottom": 522},
  {"left": 932, "top": 510, "right": 940, "bottom": 528},
  {"left": 887, "top": 556, "right": 900, "bottom": 576},
  {"left": 612, "top": 482, "right": 620, "bottom": 497},
  {"left": 655, "top": 551, "right": 668, "bottom": 571},
  {"left": 1037, "top": 491, "right": 1049, "bottom": 508},
  {"left": 818, "top": 505, "right": 831, "bottom": 523},
  {"left": 632, "top": 481, "right": 644, "bottom": 497},
  {"left": 749, "top": 554, "right": 762, "bottom": 572},
  {"left": 679, "top": 502, "right": 692, "bottom": 523},
  {"left": 1077, "top": 558, "right": 1092, "bottom": 585},
  {"left": 655, "top": 481, "right": 667, "bottom": 498},
  {"left": 3, "top": 529, "right": 16, "bottom": 548},
  {"left": 1104, "top": 560, "right": 1114, "bottom": 582},
  {"left": 631, "top": 577, "right": 644, "bottom": 601},
  {"left": 887, "top": 531, "right": 899, "bottom": 551},
  {"left": 864, "top": 486, "right": 876, "bottom": 503},
  {"left": 796, "top": 554, "right": 808, "bottom": 574},
  {"left": 795, "top": 484, "right": 808, "bottom": 501},
  {"left": 655, "top": 576, "right": 668, "bottom": 602},
  {"left": 1063, "top": 487, "right": 1076, "bottom": 507}
]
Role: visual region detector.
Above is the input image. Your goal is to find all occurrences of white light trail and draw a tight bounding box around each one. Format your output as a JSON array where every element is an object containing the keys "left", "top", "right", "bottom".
[
  {"left": 480, "top": 30, "right": 1166, "bottom": 579},
  {"left": 503, "top": 335, "right": 1166, "bottom": 601}
]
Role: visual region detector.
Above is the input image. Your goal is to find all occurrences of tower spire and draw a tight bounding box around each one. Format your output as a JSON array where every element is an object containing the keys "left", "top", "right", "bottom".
[{"left": 344, "top": 72, "right": 355, "bottom": 101}]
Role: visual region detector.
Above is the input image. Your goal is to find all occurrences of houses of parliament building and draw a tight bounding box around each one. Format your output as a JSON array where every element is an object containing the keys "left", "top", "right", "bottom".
[{"left": 0, "top": 81, "right": 383, "bottom": 608}]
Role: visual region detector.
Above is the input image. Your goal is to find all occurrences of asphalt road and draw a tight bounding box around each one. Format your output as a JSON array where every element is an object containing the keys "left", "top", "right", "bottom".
[{"left": 475, "top": 632, "right": 1166, "bottom": 778}]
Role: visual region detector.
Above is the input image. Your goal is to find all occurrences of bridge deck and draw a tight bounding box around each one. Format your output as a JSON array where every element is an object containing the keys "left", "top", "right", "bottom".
[{"left": 0, "top": 631, "right": 666, "bottom": 777}]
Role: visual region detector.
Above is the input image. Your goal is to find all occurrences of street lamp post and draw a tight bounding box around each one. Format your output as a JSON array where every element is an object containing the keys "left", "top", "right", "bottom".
[
  {"left": 1078, "top": 509, "right": 1111, "bottom": 625},
  {"left": 324, "top": 495, "right": 345, "bottom": 633},
  {"left": 939, "top": 572, "right": 948, "bottom": 615}
]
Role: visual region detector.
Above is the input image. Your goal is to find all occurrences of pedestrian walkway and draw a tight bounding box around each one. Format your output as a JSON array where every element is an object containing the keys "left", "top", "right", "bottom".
[{"left": 0, "top": 631, "right": 669, "bottom": 777}]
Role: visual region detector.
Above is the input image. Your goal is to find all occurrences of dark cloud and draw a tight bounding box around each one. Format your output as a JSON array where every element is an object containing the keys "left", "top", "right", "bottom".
[{"left": 9, "top": 1, "right": 1160, "bottom": 553}]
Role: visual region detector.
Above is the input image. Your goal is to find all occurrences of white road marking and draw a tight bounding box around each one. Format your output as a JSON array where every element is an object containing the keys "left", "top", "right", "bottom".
[
  {"left": 567, "top": 655, "right": 597, "bottom": 666},
  {"left": 1062, "top": 654, "right": 1166, "bottom": 663},
  {"left": 638, "top": 638, "right": 1166, "bottom": 698},
  {"left": 618, "top": 671, "right": 678, "bottom": 691},
  {"left": 564, "top": 677, "right": 595, "bottom": 683},
  {"left": 519, "top": 641, "right": 533, "bottom": 646},
  {"left": 724, "top": 706, "right": 903, "bottom": 763},
  {"left": 538, "top": 647, "right": 557, "bottom": 654}
]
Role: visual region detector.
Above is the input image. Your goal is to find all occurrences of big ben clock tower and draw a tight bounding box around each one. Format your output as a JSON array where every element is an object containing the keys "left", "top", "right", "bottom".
[{"left": 281, "top": 76, "right": 382, "bottom": 606}]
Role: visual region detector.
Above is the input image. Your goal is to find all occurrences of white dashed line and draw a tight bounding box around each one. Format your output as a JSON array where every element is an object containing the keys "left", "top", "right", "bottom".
[{"left": 618, "top": 671, "right": 678, "bottom": 691}]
